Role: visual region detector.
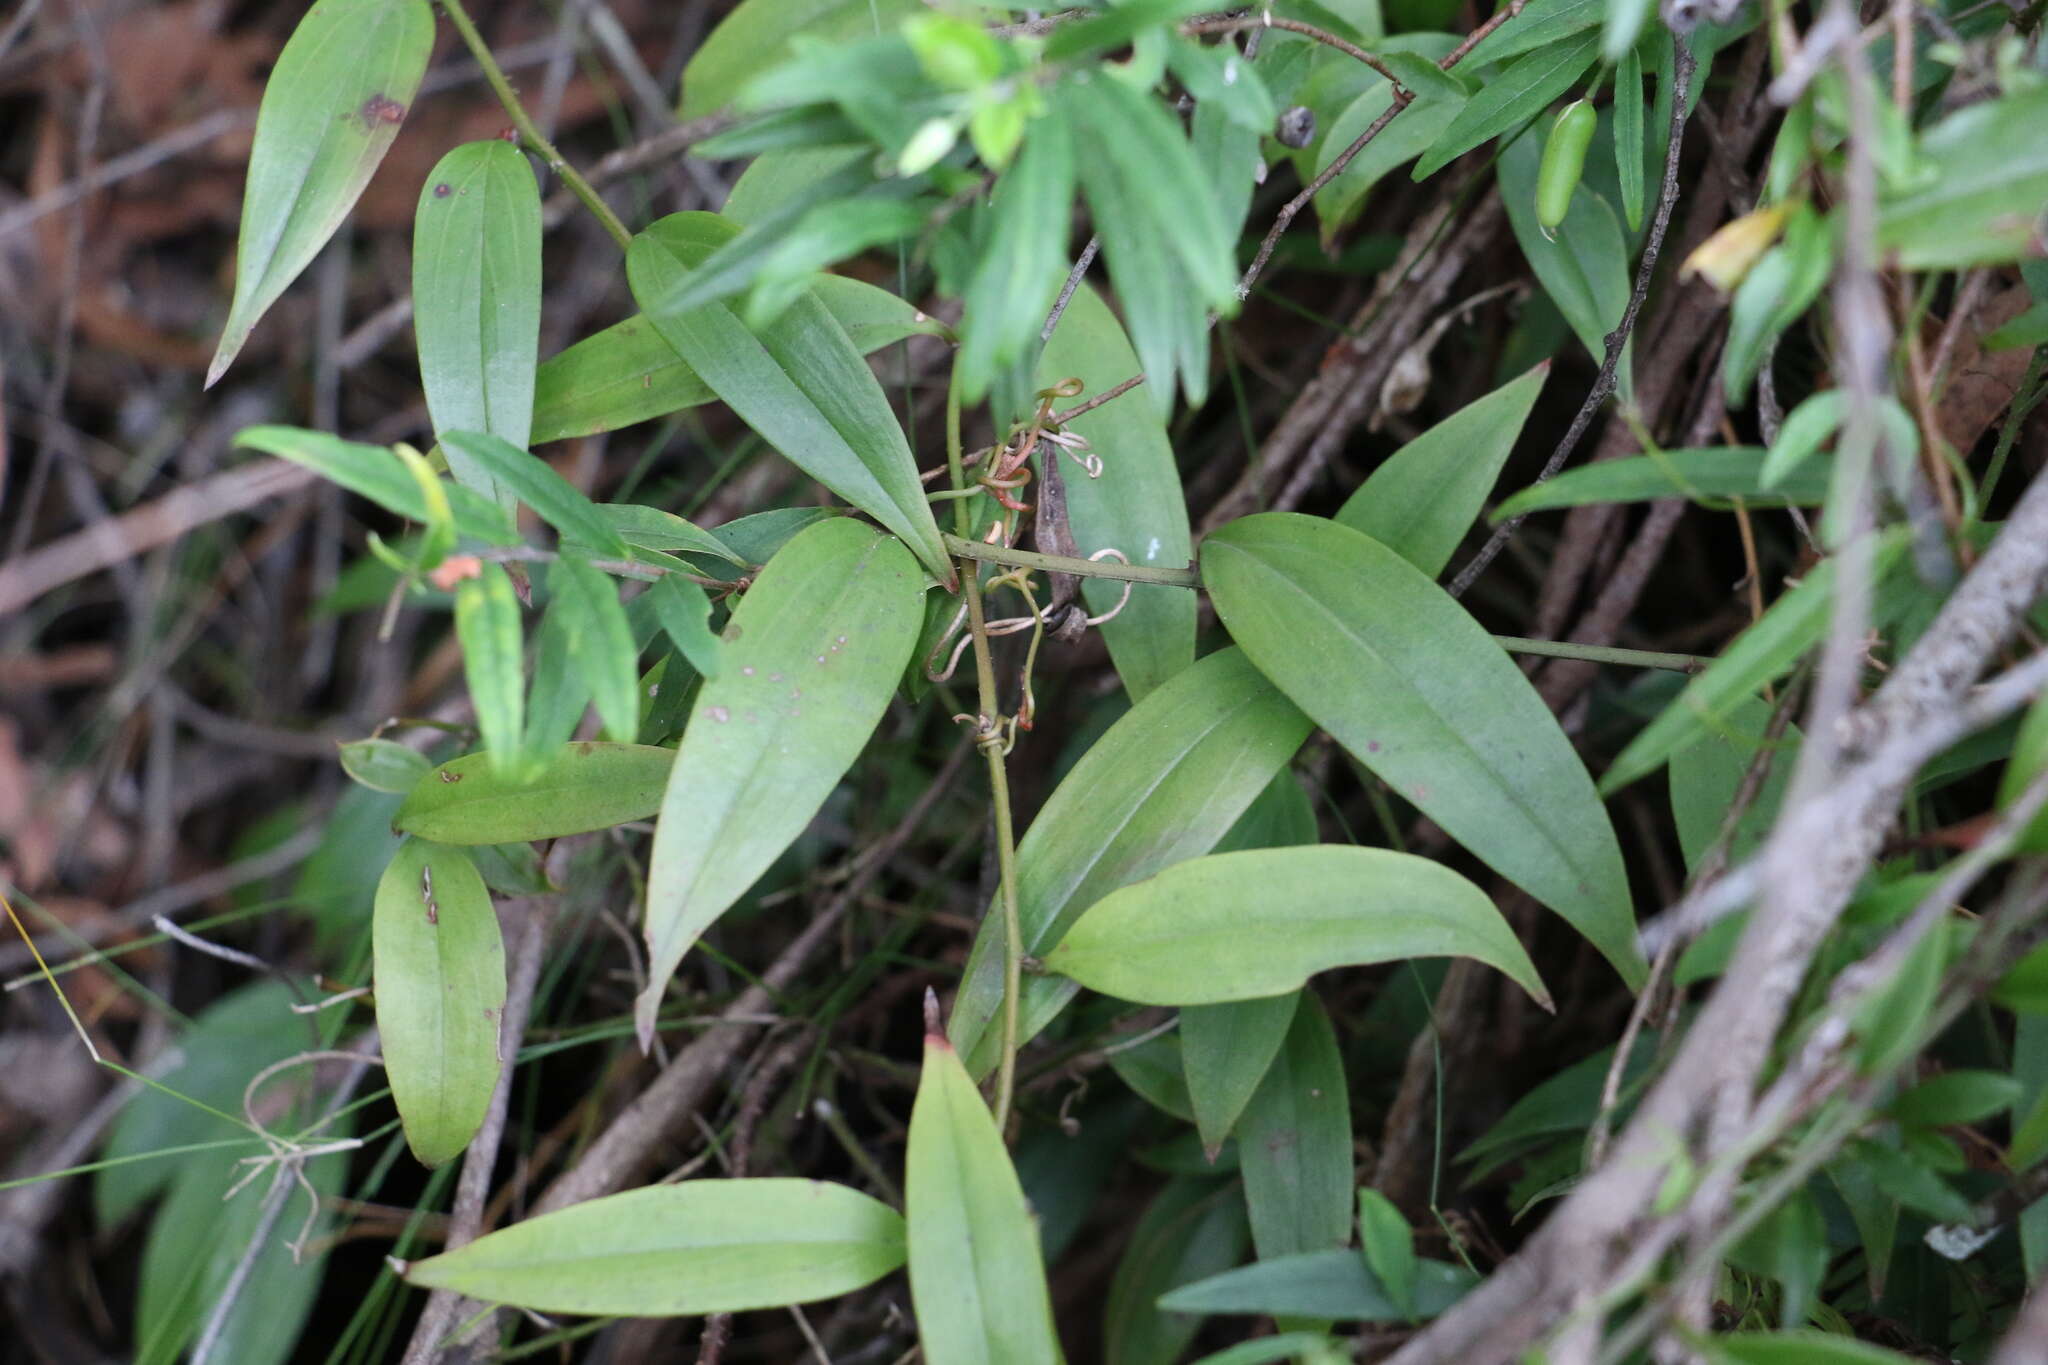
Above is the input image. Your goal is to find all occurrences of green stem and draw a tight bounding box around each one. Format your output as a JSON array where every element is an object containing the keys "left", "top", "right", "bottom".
[
  {"left": 1489, "top": 636, "right": 1706, "bottom": 674},
  {"left": 942, "top": 533, "right": 1199, "bottom": 586},
  {"left": 438, "top": 0, "right": 633, "bottom": 251},
  {"left": 943, "top": 383, "right": 1026, "bottom": 1134}
]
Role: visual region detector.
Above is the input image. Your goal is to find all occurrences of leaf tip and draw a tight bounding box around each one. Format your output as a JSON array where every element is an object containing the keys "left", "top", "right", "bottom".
[
  {"left": 634, "top": 989, "right": 660, "bottom": 1055},
  {"left": 921, "top": 985, "right": 943, "bottom": 1039}
]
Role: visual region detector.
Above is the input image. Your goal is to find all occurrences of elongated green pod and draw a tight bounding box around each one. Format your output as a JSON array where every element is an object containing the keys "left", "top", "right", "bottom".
[{"left": 1535, "top": 99, "right": 1596, "bottom": 235}]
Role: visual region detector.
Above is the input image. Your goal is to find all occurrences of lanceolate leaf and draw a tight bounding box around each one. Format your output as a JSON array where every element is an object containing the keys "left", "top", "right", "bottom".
[
  {"left": 338, "top": 738, "right": 431, "bottom": 795},
  {"left": 235, "top": 426, "right": 515, "bottom": 545},
  {"left": 1159, "top": 1250, "right": 1476, "bottom": 1320},
  {"left": 1183, "top": 992, "right": 1299, "bottom": 1160},
  {"left": 1037, "top": 284, "right": 1197, "bottom": 699},
  {"left": 1236, "top": 993, "right": 1352, "bottom": 1259},
  {"left": 1044, "top": 848, "right": 1551, "bottom": 1008},
  {"left": 1877, "top": 86, "right": 2048, "bottom": 269},
  {"left": 374, "top": 839, "right": 506, "bottom": 1168},
  {"left": 907, "top": 1027, "right": 1063, "bottom": 1364},
  {"left": 957, "top": 109, "right": 1075, "bottom": 403},
  {"left": 439, "top": 431, "right": 632, "bottom": 560},
  {"left": 402, "top": 1181, "right": 906, "bottom": 1313},
  {"left": 531, "top": 274, "right": 942, "bottom": 445},
  {"left": 950, "top": 648, "right": 1312, "bottom": 1077},
  {"left": 1203, "top": 514, "right": 1642, "bottom": 989},
  {"left": 1336, "top": 363, "right": 1548, "bottom": 579},
  {"left": 639, "top": 519, "right": 923, "bottom": 1047},
  {"left": 648, "top": 572, "right": 726, "bottom": 680},
  {"left": 1103, "top": 1178, "right": 1251, "bottom": 1365},
  {"left": 414, "top": 141, "right": 542, "bottom": 505},
  {"left": 547, "top": 558, "right": 642, "bottom": 743},
  {"left": 1413, "top": 30, "right": 1600, "bottom": 180},
  {"left": 627, "top": 215, "right": 951, "bottom": 584},
  {"left": 679, "top": 0, "right": 924, "bottom": 119},
  {"left": 1490, "top": 448, "right": 1828, "bottom": 517},
  {"left": 454, "top": 563, "right": 526, "bottom": 773},
  {"left": 207, "top": 0, "right": 433, "bottom": 386}
]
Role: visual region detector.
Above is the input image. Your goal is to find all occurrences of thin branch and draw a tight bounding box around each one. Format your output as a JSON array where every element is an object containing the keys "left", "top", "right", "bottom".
[
  {"left": 1183, "top": 14, "right": 1406, "bottom": 86},
  {"left": 943, "top": 534, "right": 1197, "bottom": 586},
  {"left": 1041, "top": 237, "right": 1100, "bottom": 342},
  {"left": 1447, "top": 39, "right": 1700, "bottom": 600}
]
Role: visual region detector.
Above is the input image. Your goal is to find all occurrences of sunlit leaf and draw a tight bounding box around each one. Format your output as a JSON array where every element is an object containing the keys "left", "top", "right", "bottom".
[
  {"left": 374, "top": 838, "right": 505, "bottom": 1168},
  {"left": 235, "top": 426, "right": 515, "bottom": 545},
  {"left": 207, "top": 0, "right": 433, "bottom": 386},
  {"left": 679, "top": 0, "right": 924, "bottom": 119}
]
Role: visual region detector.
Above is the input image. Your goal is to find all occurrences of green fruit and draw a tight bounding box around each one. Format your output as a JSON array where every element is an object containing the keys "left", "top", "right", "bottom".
[{"left": 1535, "top": 99, "right": 1597, "bottom": 234}]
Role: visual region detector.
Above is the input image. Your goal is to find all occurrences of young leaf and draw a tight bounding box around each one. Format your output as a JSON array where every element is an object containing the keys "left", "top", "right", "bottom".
[
  {"left": 454, "top": 563, "right": 526, "bottom": 773},
  {"left": 1236, "top": 992, "right": 1352, "bottom": 1259},
  {"left": 1355, "top": 1189, "right": 1418, "bottom": 1321},
  {"left": 414, "top": 140, "right": 542, "bottom": 505},
  {"left": 1183, "top": 994, "right": 1301, "bottom": 1161},
  {"left": 338, "top": 738, "right": 431, "bottom": 795},
  {"left": 1037, "top": 284, "right": 1197, "bottom": 699},
  {"left": 1103, "top": 1178, "right": 1251, "bottom": 1365},
  {"left": 1158, "top": 1250, "right": 1476, "bottom": 1320},
  {"left": 545, "top": 558, "right": 642, "bottom": 743},
  {"left": 1413, "top": 31, "right": 1600, "bottom": 180},
  {"left": 1335, "top": 363, "right": 1548, "bottom": 578},
  {"left": 438, "top": 431, "right": 632, "bottom": 560},
  {"left": 402, "top": 1180, "right": 905, "bottom": 1312},
  {"left": 949, "top": 648, "right": 1312, "bottom": 1077},
  {"left": 1042, "top": 848, "right": 1551, "bottom": 1009},
  {"left": 373, "top": 839, "right": 506, "bottom": 1168},
  {"left": 626, "top": 216, "right": 951, "bottom": 584},
  {"left": 906, "top": 1025, "right": 1063, "bottom": 1363},
  {"left": 1490, "top": 447, "right": 1827, "bottom": 517},
  {"left": 207, "top": 0, "right": 433, "bottom": 386},
  {"left": 1204, "top": 513, "right": 1642, "bottom": 989},
  {"left": 639, "top": 519, "right": 923, "bottom": 1047}
]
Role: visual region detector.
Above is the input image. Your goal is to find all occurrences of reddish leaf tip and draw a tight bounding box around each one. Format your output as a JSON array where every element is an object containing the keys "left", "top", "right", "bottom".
[{"left": 921, "top": 985, "right": 945, "bottom": 1040}]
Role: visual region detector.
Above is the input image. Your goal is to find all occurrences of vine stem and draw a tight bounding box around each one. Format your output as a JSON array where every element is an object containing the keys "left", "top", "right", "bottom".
[
  {"left": 438, "top": 0, "right": 633, "bottom": 251},
  {"left": 945, "top": 377, "right": 1026, "bottom": 1133}
]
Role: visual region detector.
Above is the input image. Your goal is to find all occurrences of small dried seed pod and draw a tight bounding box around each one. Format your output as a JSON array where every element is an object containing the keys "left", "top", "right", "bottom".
[{"left": 1275, "top": 106, "right": 1316, "bottom": 149}]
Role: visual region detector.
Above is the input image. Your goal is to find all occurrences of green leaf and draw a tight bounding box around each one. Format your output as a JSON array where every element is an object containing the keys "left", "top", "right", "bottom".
[
  {"left": 1491, "top": 447, "right": 1826, "bottom": 517},
  {"left": 1614, "top": 46, "right": 1645, "bottom": 233},
  {"left": 1710, "top": 1332, "right": 1920, "bottom": 1365},
  {"left": 1413, "top": 31, "right": 1600, "bottom": 180},
  {"left": 907, "top": 1026, "right": 1063, "bottom": 1363},
  {"left": 1186, "top": 1335, "right": 1341, "bottom": 1365},
  {"left": 1315, "top": 79, "right": 1469, "bottom": 247},
  {"left": 401, "top": 742, "right": 672, "bottom": 846},
  {"left": 1887, "top": 1070, "right": 2023, "bottom": 1127},
  {"left": 1169, "top": 39, "right": 1277, "bottom": 131},
  {"left": 1996, "top": 941, "right": 2048, "bottom": 1015},
  {"left": 1356, "top": 1189, "right": 1418, "bottom": 1321},
  {"left": 546, "top": 558, "right": 641, "bottom": 743},
  {"left": 680, "top": 0, "right": 923, "bottom": 119},
  {"left": 1724, "top": 204, "right": 1832, "bottom": 402},
  {"left": 1204, "top": 513, "right": 1642, "bottom": 989},
  {"left": 1498, "top": 125, "right": 1632, "bottom": 378},
  {"left": 404, "top": 1179, "right": 903, "bottom": 1312},
  {"left": 1877, "top": 86, "right": 2048, "bottom": 268},
  {"left": 1045, "top": 847, "right": 1550, "bottom": 1008},
  {"left": 524, "top": 598, "right": 593, "bottom": 756},
  {"left": 1601, "top": 532, "right": 1909, "bottom": 793},
  {"left": 374, "top": 838, "right": 506, "bottom": 1167},
  {"left": 1158, "top": 1249, "right": 1475, "bottom": 1320},
  {"left": 1037, "top": 284, "right": 1197, "bottom": 699},
  {"left": 1109, "top": 1032, "right": 1197, "bottom": 1121},
  {"left": 600, "top": 504, "right": 747, "bottom": 567},
  {"left": 207, "top": 0, "right": 433, "bottom": 386},
  {"left": 648, "top": 573, "right": 726, "bottom": 679},
  {"left": 439, "top": 431, "right": 631, "bottom": 560},
  {"left": 627, "top": 216, "right": 951, "bottom": 584},
  {"left": 338, "top": 737, "right": 431, "bottom": 795},
  {"left": 1996, "top": 689, "right": 2048, "bottom": 855},
  {"left": 1336, "top": 363, "right": 1547, "bottom": 578},
  {"left": 1463, "top": 0, "right": 1602, "bottom": 65},
  {"left": 1727, "top": 1191, "right": 1826, "bottom": 1329},
  {"left": 1237, "top": 992, "right": 1353, "bottom": 1259},
  {"left": 639, "top": 518, "right": 923, "bottom": 1045},
  {"left": 950, "top": 648, "right": 1312, "bottom": 1077},
  {"left": 1103, "top": 1178, "right": 1251, "bottom": 1365},
  {"left": 531, "top": 279, "right": 938, "bottom": 445},
  {"left": 234, "top": 426, "right": 515, "bottom": 545},
  {"left": 1761, "top": 389, "right": 1846, "bottom": 490},
  {"left": 1183, "top": 994, "right": 1300, "bottom": 1160},
  {"left": 1827, "top": 1156, "right": 1898, "bottom": 1300},
  {"left": 957, "top": 109, "right": 1075, "bottom": 403},
  {"left": 414, "top": 140, "right": 542, "bottom": 505},
  {"left": 454, "top": 562, "right": 526, "bottom": 773}
]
